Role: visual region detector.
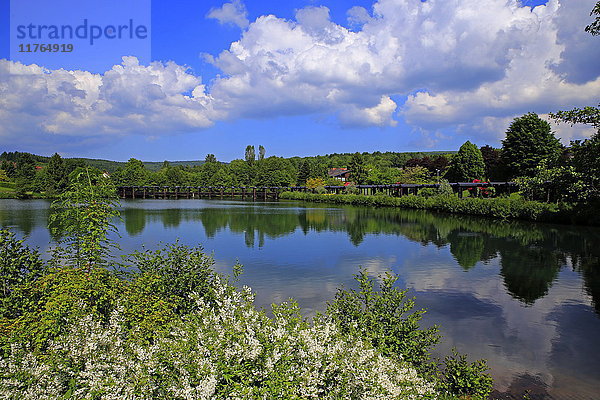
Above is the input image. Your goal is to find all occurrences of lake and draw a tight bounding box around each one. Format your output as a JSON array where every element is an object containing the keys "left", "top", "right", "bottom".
[{"left": 1, "top": 198, "right": 599, "bottom": 399}]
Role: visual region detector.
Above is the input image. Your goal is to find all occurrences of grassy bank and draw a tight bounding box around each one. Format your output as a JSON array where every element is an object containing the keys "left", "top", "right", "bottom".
[
  {"left": 0, "top": 182, "right": 16, "bottom": 198},
  {"left": 280, "top": 191, "right": 574, "bottom": 224}
]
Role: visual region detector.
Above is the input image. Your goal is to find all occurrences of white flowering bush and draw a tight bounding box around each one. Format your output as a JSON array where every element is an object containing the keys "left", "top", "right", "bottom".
[{"left": 0, "top": 274, "right": 438, "bottom": 399}]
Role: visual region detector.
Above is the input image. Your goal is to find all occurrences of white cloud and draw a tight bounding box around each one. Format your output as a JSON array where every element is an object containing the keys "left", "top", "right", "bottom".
[
  {"left": 0, "top": 57, "right": 217, "bottom": 146},
  {"left": 207, "top": 0, "right": 249, "bottom": 29},
  {"left": 207, "top": 0, "right": 599, "bottom": 140},
  {"left": 1, "top": 0, "right": 599, "bottom": 148}
]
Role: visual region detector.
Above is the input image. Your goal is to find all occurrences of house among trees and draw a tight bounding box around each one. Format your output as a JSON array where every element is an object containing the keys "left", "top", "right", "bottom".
[{"left": 328, "top": 168, "right": 351, "bottom": 182}]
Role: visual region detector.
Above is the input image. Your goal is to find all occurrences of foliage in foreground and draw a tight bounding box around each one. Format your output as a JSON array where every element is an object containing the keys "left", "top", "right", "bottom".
[{"left": 0, "top": 228, "right": 496, "bottom": 399}]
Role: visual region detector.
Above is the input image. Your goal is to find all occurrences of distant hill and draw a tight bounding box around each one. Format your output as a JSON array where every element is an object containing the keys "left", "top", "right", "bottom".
[{"left": 2, "top": 151, "right": 458, "bottom": 174}]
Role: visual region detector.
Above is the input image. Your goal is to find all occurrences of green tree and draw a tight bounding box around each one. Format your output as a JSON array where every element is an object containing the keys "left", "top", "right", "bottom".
[
  {"left": 112, "top": 158, "right": 149, "bottom": 186},
  {"left": 45, "top": 153, "right": 68, "bottom": 194},
  {"left": 501, "top": 113, "right": 561, "bottom": 178},
  {"left": 0, "top": 161, "right": 16, "bottom": 178},
  {"left": 204, "top": 153, "right": 217, "bottom": 163},
  {"left": 480, "top": 145, "right": 506, "bottom": 181},
  {"left": 14, "top": 153, "right": 36, "bottom": 198},
  {"left": 229, "top": 159, "right": 253, "bottom": 186},
  {"left": 0, "top": 229, "right": 45, "bottom": 305},
  {"left": 258, "top": 145, "right": 266, "bottom": 161},
  {"left": 297, "top": 159, "right": 311, "bottom": 186},
  {"left": 349, "top": 152, "right": 367, "bottom": 184},
  {"left": 49, "top": 168, "right": 120, "bottom": 271},
  {"left": 245, "top": 145, "right": 255, "bottom": 163},
  {"left": 255, "top": 157, "right": 295, "bottom": 186},
  {"left": 446, "top": 141, "right": 485, "bottom": 182},
  {"left": 585, "top": 1, "right": 600, "bottom": 35},
  {"left": 395, "top": 166, "right": 430, "bottom": 184}
]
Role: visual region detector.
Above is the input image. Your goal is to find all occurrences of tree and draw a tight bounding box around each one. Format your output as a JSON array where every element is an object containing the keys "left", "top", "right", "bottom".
[
  {"left": 550, "top": 105, "right": 600, "bottom": 132},
  {"left": 0, "top": 161, "right": 16, "bottom": 178},
  {"left": 0, "top": 229, "right": 45, "bottom": 302},
  {"left": 549, "top": 2, "right": 600, "bottom": 199},
  {"left": 501, "top": 113, "right": 561, "bottom": 178},
  {"left": 112, "top": 158, "right": 149, "bottom": 186},
  {"left": 586, "top": 1, "right": 600, "bottom": 35},
  {"left": 49, "top": 168, "right": 120, "bottom": 271},
  {"left": 14, "top": 153, "right": 36, "bottom": 198},
  {"left": 258, "top": 145, "right": 266, "bottom": 161},
  {"left": 550, "top": 105, "right": 600, "bottom": 198},
  {"left": 445, "top": 141, "right": 485, "bottom": 182},
  {"left": 205, "top": 154, "right": 217, "bottom": 163},
  {"left": 297, "top": 160, "right": 311, "bottom": 186},
  {"left": 395, "top": 166, "right": 431, "bottom": 184},
  {"left": 245, "top": 145, "right": 255, "bottom": 163},
  {"left": 45, "top": 153, "right": 68, "bottom": 194},
  {"left": 349, "top": 152, "right": 367, "bottom": 184},
  {"left": 480, "top": 145, "right": 506, "bottom": 181}
]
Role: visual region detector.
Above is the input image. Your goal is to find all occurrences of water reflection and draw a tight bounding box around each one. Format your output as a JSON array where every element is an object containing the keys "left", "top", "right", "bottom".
[
  {"left": 114, "top": 201, "right": 600, "bottom": 312},
  {"left": 3, "top": 199, "right": 600, "bottom": 313}
]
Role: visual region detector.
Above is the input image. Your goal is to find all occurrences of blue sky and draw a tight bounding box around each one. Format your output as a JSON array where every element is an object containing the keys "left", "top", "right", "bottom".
[{"left": 1, "top": 0, "right": 598, "bottom": 162}]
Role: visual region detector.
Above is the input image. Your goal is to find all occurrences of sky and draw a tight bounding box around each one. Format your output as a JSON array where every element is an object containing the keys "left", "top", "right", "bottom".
[{"left": 0, "top": 0, "right": 598, "bottom": 162}]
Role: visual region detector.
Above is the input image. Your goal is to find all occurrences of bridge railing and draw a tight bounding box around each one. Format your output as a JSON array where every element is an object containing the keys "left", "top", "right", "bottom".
[{"left": 117, "top": 182, "right": 517, "bottom": 199}]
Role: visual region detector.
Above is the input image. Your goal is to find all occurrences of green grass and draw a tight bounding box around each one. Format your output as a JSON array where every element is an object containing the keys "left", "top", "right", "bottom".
[{"left": 0, "top": 181, "right": 16, "bottom": 198}]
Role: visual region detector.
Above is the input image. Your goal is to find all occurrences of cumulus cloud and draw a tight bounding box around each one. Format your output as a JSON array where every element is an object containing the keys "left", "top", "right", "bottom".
[
  {"left": 0, "top": 57, "right": 217, "bottom": 146},
  {"left": 207, "top": 0, "right": 249, "bottom": 29},
  {"left": 207, "top": 0, "right": 599, "bottom": 140},
  {"left": 1, "top": 0, "right": 599, "bottom": 148}
]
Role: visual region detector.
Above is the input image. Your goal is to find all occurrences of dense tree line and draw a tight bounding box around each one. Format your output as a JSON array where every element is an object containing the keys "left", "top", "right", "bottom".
[
  {"left": 1, "top": 109, "right": 597, "bottom": 206},
  {"left": 108, "top": 148, "right": 456, "bottom": 188}
]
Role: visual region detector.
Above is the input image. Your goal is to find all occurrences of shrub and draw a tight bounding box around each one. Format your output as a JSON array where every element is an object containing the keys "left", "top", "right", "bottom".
[
  {"left": 124, "top": 242, "right": 222, "bottom": 314},
  {"left": 344, "top": 182, "right": 360, "bottom": 194},
  {"left": 0, "top": 229, "right": 45, "bottom": 318},
  {"left": 306, "top": 177, "right": 325, "bottom": 189},
  {"left": 327, "top": 269, "right": 439, "bottom": 374},
  {"left": 315, "top": 186, "right": 327, "bottom": 194},
  {"left": 0, "top": 268, "right": 440, "bottom": 399},
  {"left": 440, "top": 349, "right": 493, "bottom": 399}
]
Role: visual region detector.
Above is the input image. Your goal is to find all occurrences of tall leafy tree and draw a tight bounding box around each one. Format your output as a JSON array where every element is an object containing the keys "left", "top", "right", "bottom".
[
  {"left": 14, "top": 153, "right": 36, "bottom": 198},
  {"left": 45, "top": 153, "right": 68, "bottom": 194},
  {"left": 204, "top": 154, "right": 217, "bottom": 163},
  {"left": 446, "top": 141, "right": 485, "bottom": 182},
  {"left": 349, "top": 152, "right": 367, "bottom": 184},
  {"left": 501, "top": 113, "right": 561, "bottom": 178},
  {"left": 245, "top": 145, "right": 256, "bottom": 163},
  {"left": 0, "top": 161, "right": 16, "bottom": 178},
  {"left": 297, "top": 159, "right": 311, "bottom": 186},
  {"left": 112, "top": 158, "right": 150, "bottom": 186},
  {"left": 258, "top": 145, "right": 266, "bottom": 161},
  {"left": 49, "top": 168, "right": 120, "bottom": 271},
  {"left": 480, "top": 145, "right": 506, "bottom": 181}
]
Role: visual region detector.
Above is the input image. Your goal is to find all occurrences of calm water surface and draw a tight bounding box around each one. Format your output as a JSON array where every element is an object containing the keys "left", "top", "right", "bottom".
[{"left": 1, "top": 198, "right": 599, "bottom": 400}]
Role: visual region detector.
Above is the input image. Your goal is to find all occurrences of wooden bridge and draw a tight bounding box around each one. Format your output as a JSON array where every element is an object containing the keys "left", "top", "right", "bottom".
[
  {"left": 117, "top": 182, "right": 516, "bottom": 200},
  {"left": 117, "top": 186, "right": 283, "bottom": 200}
]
